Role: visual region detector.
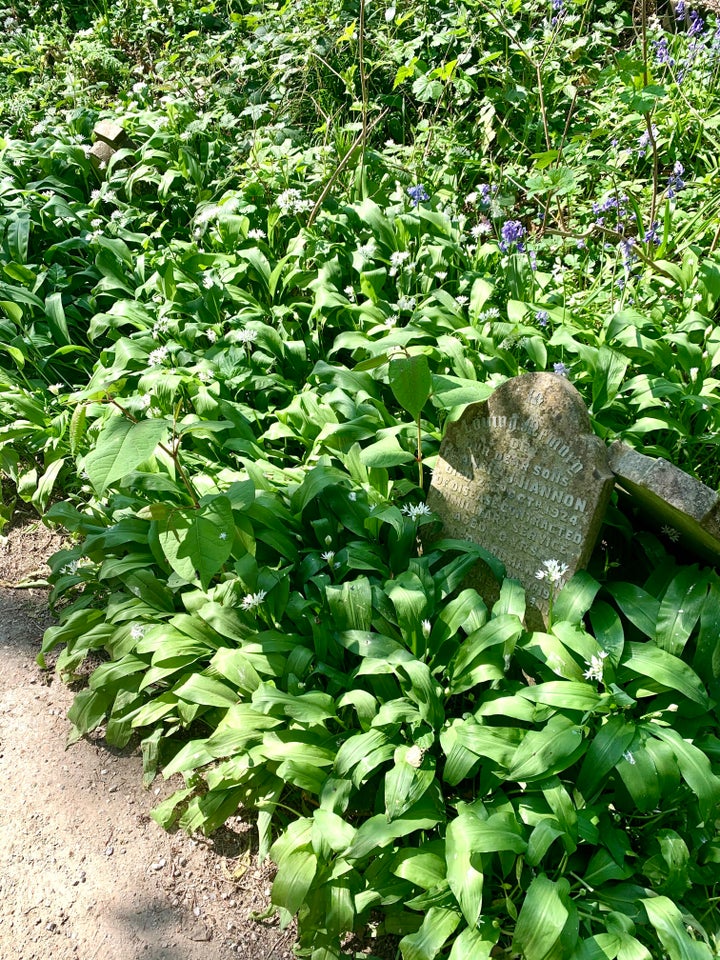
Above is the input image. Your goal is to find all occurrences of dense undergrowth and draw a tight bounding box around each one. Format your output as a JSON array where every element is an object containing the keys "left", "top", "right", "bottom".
[{"left": 1, "top": 0, "right": 720, "bottom": 956}]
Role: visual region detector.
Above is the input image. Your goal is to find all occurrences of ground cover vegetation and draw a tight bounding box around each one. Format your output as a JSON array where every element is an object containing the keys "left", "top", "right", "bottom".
[{"left": 1, "top": 0, "right": 720, "bottom": 955}]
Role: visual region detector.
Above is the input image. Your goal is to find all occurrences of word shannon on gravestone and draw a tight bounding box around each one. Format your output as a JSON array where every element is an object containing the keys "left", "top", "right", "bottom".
[{"left": 427, "top": 372, "right": 614, "bottom": 624}]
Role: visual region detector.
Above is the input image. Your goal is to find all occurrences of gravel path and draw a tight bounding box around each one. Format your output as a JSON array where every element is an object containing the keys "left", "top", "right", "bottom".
[{"left": 0, "top": 524, "right": 291, "bottom": 960}]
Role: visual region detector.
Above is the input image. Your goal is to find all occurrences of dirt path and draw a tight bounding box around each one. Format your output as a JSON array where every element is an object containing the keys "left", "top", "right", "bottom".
[{"left": 0, "top": 524, "right": 292, "bottom": 960}]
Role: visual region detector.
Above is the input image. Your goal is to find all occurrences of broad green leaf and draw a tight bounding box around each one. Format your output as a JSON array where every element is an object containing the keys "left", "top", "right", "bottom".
[
  {"left": 554, "top": 571, "right": 601, "bottom": 623},
  {"left": 441, "top": 719, "right": 523, "bottom": 785},
  {"left": 271, "top": 844, "right": 317, "bottom": 921},
  {"left": 492, "top": 578, "right": 526, "bottom": 620},
  {"left": 655, "top": 829, "right": 691, "bottom": 900},
  {"left": 325, "top": 577, "right": 372, "bottom": 631},
  {"left": 386, "top": 571, "right": 429, "bottom": 635},
  {"left": 173, "top": 674, "right": 238, "bottom": 707},
  {"left": 588, "top": 601, "right": 625, "bottom": 665},
  {"left": 45, "top": 291, "right": 71, "bottom": 345},
  {"left": 518, "top": 681, "right": 601, "bottom": 712},
  {"left": 449, "top": 614, "right": 523, "bottom": 693},
  {"left": 448, "top": 925, "right": 497, "bottom": 960},
  {"left": 620, "top": 642, "right": 709, "bottom": 707},
  {"left": 84, "top": 417, "right": 167, "bottom": 495},
  {"left": 654, "top": 568, "right": 708, "bottom": 657},
  {"left": 335, "top": 728, "right": 391, "bottom": 777},
  {"left": 67, "top": 688, "right": 113, "bottom": 739},
  {"left": 399, "top": 906, "right": 461, "bottom": 960},
  {"left": 506, "top": 715, "right": 586, "bottom": 782},
  {"left": 385, "top": 749, "right": 436, "bottom": 820},
  {"left": 33, "top": 457, "right": 66, "bottom": 512},
  {"left": 649, "top": 726, "right": 720, "bottom": 821},
  {"left": 606, "top": 584, "right": 659, "bottom": 638},
  {"left": 693, "top": 583, "right": 720, "bottom": 680},
  {"left": 345, "top": 792, "right": 444, "bottom": 862},
  {"left": 389, "top": 354, "right": 432, "bottom": 421},
  {"left": 446, "top": 813, "right": 485, "bottom": 926},
  {"left": 360, "top": 434, "right": 415, "bottom": 467},
  {"left": 616, "top": 736, "right": 660, "bottom": 812},
  {"left": 311, "top": 809, "right": 356, "bottom": 855},
  {"left": 641, "top": 897, "right": 713, "bottom": 960},
  {"left": 569, "top": 934, "right": 622, "bottom": 960},
  {"left": 576, "top": 716, "right": 636, "bottom": 800},
  {"left": 592, "top": 346, "right": 629, "bottom": 413},
  {"left": 392, "top": 845, "right": 446, "bottom": 889},
  {"left": 158, "top": 497, "right": 234, "bottom": 589},
  {"left": 512, "top": 875, "right": 571, "bottom": 960},
  {"left": 430, "top": 374, "right": 493, "bottom": 410},
  {"left": 526, "top": 819, "right": 565, "bottom": 867},
  {"left": 211, "top": 648, "right": 261, "bottom": 694},
  {"left": 616, "top": 934, "right": 652, "bottom": 960},
  {"left": 251, "top": 684, "right": 336, "bottom": 724}
]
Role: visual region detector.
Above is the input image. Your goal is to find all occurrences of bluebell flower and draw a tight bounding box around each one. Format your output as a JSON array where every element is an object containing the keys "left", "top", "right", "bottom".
[
  {"left": 407, "top": 184, "right": 429, "bottom": 207},
  {"left": 688, "top": 9, "right": 705, "bottom": 36},
  {"left": 637, "top": 125, "right": 658, "bottom": 157},
  {"left": 676, "top": 0, "right": 686, "bottom": 18},
  {"left": 553, "top": 362, "right": 568, "bottom": 377},
  {"left": 536, "top": 310, "right": 550, "bottom": 327},
  {"left": 620, "top": 236, "right": 637, "bottom": 271},
  {"left": 653, "top": 36, "right": 675, "bottom": 67},
  {"left": 499, "top": 219, "right": 526, "bottom": 252},
  {"left": 667, "top": 161, "right": 685, "bottom": 198},
  {"left": 644, "top": 221, "right": 661, "bottom": 245}
]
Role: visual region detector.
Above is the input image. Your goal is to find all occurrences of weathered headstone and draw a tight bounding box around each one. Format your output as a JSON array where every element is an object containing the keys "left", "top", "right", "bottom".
[
  {"left": 89, "top": 120, "right": 135, "bottom": 171},
  {"left": 427, "top": 373, "right": 614, "bottom": 624},
  {"left": 608, "top": 440, "right": 720, "bottom": 562}
]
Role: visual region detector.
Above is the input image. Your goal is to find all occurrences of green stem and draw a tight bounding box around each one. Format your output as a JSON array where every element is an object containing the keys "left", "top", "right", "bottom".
[{"left": 416, "top": 414, "right": 423, "bottom": 489}]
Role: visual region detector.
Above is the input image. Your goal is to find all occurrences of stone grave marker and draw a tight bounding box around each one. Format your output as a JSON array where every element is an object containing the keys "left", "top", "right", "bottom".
[
  {"left": 608, "top": 440, "right": 720, "bottom": 562},
  {"left": 427, "top": 372, "right": 614, "bottom": 625},
  {"left": 89, "top": 120, "right": 135, "bottom": 171}
]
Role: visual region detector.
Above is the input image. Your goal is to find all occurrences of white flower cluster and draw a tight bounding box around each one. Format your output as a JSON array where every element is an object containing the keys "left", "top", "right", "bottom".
[
  {"left": 402, "top": 502, "right": 432, "bottom": 520},
  {"left": 233, "top": 329, "right": 258, "bottom": 345},
  {"left": 241, "top": 589, "right": 267, "bottom": 611},
  {"left": 389, "top": 250, "right": 411, "bottom": 276},
  {"left": 276, "top": 189, "right": 313, "bottom": 215},
  {"left": 148, "top": 345, "right": 170, "bottom": 367},
  {"left": 535, "top": 559, "right": 569, "bottom": 584},
  {"left": 583, "top": 650, "right": 609, "bottom": 683},
  {"left": 153, "top": 318, "right": 171, "bottom": 337}
]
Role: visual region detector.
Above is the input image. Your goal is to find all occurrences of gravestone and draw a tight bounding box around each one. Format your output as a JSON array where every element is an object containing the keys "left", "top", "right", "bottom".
[
  {"left": 608, "top": 441, "right": 720, "bottom": 562},
  {"left": 89, "top": 120, "right": 135, "bottom": 170},
  {"left": 427, "top": 372, "right": 614, "bottom": 625}
]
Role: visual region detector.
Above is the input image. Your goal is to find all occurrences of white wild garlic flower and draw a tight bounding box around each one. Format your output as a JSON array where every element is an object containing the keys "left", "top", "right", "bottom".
[{"left": 535, "top": 559, "right": 569, "bottom": 584}]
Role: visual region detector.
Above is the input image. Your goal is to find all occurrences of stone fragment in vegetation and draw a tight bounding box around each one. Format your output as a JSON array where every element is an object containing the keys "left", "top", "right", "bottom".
[{"left": 608, "top": 440, "right": 720, "bottom": 561}]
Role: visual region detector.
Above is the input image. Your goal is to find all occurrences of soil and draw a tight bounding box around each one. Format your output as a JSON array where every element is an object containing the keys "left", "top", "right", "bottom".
[{"left": 0, "top": 522, "right": 292, "bottom": 960}]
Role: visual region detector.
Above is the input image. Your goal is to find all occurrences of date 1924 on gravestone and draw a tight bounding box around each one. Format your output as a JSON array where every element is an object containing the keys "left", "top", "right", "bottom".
[{"left": 427, "top": 372, "right": 614, "bottom": 625}]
